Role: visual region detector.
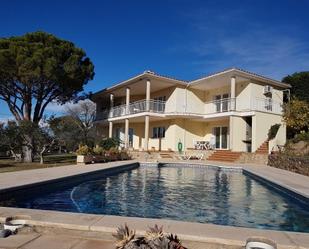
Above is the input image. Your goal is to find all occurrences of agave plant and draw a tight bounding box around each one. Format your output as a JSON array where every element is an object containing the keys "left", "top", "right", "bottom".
[
  {"left": 113, "top": 224, "right": 188, "bottom": 249},
  {"left": 113, "top": 224, "right": 137, "bottom": 249}
]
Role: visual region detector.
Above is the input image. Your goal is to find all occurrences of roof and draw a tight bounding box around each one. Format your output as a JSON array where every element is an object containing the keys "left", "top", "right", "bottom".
[
  {"left": 190, "top": 68, "right": 291, "bottom": 88},
  {"left": 92, "top": 70, "right": 188, "bottom": 97},
  {"left": 93, "top": 67, "right": 291, "bottom": 97}
]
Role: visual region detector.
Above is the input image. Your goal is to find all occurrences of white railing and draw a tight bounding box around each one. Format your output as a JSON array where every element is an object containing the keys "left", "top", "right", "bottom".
[
  {"left": 251, "top": 98, "right": 282, "bottom": 114},
  {"left": 96, "top": 97, "right": 282, "bottom": 121},
  {"left": 96, "top": 99, "right": 166, "bottom": 120},
  {"left": 205, "top": 98, "right": 236, "bottom": 114}
]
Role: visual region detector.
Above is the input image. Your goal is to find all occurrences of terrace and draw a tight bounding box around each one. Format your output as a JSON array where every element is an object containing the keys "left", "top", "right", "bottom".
[{"left": 96, "top": 97, "right": 282, "bottom": 120}]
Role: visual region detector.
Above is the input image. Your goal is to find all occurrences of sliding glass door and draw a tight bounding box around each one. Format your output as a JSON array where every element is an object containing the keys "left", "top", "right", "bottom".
[{"left": 213, "top": 126, "right": 229, "bottom": 149}]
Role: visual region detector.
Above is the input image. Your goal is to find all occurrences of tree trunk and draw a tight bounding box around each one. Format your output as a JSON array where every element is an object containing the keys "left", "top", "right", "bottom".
[
  {"left": 22, "top": 146, "right": 33, "bottom": 162},
  {"left": 22, "top": 135, "right": 34, "bottom": 163},
  {"left": 40, "top": 153, "right": 44, "bottom": 164}
]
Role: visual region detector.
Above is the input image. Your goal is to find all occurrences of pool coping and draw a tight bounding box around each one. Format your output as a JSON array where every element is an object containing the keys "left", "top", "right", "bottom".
[{"left": 0, "top": 161, "right": 309, "bottom": 248}]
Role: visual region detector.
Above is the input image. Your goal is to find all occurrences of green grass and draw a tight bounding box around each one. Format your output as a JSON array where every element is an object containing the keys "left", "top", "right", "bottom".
[{"left": 0, "top": 153, "right": 77, "bottom": 173}]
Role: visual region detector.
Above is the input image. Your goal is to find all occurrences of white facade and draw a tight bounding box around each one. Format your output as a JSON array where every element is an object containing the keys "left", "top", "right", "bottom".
[{"left": 93, "top": 68, "right": 290, "bottom": 153}]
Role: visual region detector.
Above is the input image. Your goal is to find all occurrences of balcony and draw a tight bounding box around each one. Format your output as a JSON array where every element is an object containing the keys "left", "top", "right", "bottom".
[
  {"left": 96, "top": 97, "right": 282, "bottom": 121},
  {"left": 96, "top": 99, "right": 166, "bottom": 120},
  {"left": 205, "top": 98, "right": 236, "bottom": 113}
]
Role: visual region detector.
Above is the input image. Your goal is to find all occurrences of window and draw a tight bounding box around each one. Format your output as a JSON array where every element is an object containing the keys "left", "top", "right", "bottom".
[
  {"left": 152, "top": 127, "right": 165, "bottom": 138},
  {"left": 265, "top": 97, "right": 273, "bottom": 111}
]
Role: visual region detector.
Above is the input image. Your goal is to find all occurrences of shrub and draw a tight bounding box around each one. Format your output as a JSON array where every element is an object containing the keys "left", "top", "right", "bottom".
[
  {"left": 268, "top": 124, "right": 281, "bottom": 140},
  {"left": 99, "top": 138, "right": 120, "bottom": 150},
  {"left": 93, "top": 146, "right": 105, "bottom": 156},
  {"left": 268, "top": 153, "right": 309, "bottom": 176},
  {"left": 119, "top": 150, "right": 131, "bottom": 160},
  {"left": 107, "top": 147, "right": 120, "bottom": 161},
  {"left": 292, "top": 131, "right": 309, "bottom": 143},
  {"left": 76, "top": 145, "right": 92, "bottom": 155}
]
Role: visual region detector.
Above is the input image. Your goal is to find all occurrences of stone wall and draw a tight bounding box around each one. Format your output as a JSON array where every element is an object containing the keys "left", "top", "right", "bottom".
[
  {"left": 236, "top": 153, "right": 268, "bottom": 165},
  {"left": 268, "top": 154, "right": 309, "bottom": 176}
]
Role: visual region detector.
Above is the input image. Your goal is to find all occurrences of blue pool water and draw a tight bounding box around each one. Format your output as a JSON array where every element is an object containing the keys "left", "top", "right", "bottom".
[{"left": 2, "top": 165, "right": 309, "bottom": 232}]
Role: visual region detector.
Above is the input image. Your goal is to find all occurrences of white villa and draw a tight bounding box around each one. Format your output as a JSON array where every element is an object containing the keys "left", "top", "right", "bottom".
[{"left": 93, "top": 68, "right": 290, "bottom": 157}]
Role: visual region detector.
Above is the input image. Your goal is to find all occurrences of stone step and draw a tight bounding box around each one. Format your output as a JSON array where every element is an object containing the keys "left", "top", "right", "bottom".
[{"left": 207, "top": 150, "right": 242, "bottom": 162}]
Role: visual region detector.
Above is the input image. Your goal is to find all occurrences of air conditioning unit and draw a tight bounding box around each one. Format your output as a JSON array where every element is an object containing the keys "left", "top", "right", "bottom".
[{"left": 263, "top": 85, "right": 273, "bottom": 94}]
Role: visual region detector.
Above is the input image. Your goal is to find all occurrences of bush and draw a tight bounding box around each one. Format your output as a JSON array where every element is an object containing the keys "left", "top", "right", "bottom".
[
  {"left": 76, "top": 145, "right": 93, "bottom": 155},
  {"left": 119, "top": 150, "right": 131, "bottom": 160},
  {"left": 292, "top": 131, "right": 309, "bottom": 143},
  {"left": 93, "top": 146, "right": 105, "bottom": 156},
  {"left": 268, "top": 153, "right": 309, "bottom": 176},
  {"left": 99, "top": 138, "right": 120, "bottom": 150},
  {"left": 268, "top": 124, "right": 281, "bottom": 140}
]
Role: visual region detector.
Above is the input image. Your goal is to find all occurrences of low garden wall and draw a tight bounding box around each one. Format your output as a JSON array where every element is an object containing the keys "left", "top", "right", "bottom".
[{"left": 268, "top": 153, "right": 309, "bottom": 176}]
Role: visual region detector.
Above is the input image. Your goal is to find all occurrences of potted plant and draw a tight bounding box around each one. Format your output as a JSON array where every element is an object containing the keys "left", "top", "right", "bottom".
[{"left": 76, "top": 145, "right": 93, "bottom": 165}]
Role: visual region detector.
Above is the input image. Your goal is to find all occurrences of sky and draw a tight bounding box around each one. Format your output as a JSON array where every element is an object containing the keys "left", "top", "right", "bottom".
[{"left": 0, "top": 0, "right": 309, "bottom": 120}]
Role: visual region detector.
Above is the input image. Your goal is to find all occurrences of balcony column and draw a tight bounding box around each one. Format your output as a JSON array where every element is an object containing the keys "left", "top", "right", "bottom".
[
  {"left": 146, "top": 79, "right": 151, "bottom": 111},
  {"left": 230, "top": 76, "right": 236, "bottom": 110},
  {"left": 126, "top": 87, "right": 130, "bottom": 114},
  {"left": 144, "top": 79, "right": 151, "bottom": 151},
  {"left": 124, "top": 118, "right": 129, "bottom": 148},
  {"left": 144, "top": 115, "right": 149, "bottom": 151},
  {"left": 108, "top": 121, "right": 113, "bottom": 138},
  {"left": 110, "top": 94, "right": 114, "bottom": 108},
  {"left": 109, "top": 94, "right": 114, "bottom": 118}
]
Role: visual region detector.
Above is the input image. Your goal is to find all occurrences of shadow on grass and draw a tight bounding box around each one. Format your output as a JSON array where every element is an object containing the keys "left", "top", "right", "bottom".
[{"left": 0, "top": 154, "right": 77, "bottom": 173}]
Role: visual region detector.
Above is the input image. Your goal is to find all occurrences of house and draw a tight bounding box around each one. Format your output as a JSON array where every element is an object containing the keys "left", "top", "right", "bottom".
[{"left": 92, "top": 68, "right": 290, "bottom": 154}]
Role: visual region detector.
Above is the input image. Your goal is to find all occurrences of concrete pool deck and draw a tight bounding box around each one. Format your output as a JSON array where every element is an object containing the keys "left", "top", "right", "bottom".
[{"left": 0, "top": 160, "right": 309, "bottom": 248}]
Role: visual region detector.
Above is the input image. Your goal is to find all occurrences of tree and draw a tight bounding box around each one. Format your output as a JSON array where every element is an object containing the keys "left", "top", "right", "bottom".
[
  {"left": 65, "top": 99, "right": 96, "bottom": 146},
  {"left": 34, "top": 126, "right": 56, "bottom": 164},
  {"left": 283, "top": 98, "right": 309, "bottom": 135},
  {"left": 48, "top": 115, "right": 81, "bottom": 152},
  {"left": 0, "top": 121, "right": 24, "bottom": 161},
  {"left": 0, "top": 31, "right": 95, "bottom": 162},
  {"left": 282, "top": 72, "right": 309, "bottom": 102}
]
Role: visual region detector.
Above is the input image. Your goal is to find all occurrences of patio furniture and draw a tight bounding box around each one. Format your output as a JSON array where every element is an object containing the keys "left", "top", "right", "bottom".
[
  {"left": 194, "top": 141, "right": 212, "bottom": 150},
  {"left": 178, "top": 151, "right": 204, "bottom": 160}
]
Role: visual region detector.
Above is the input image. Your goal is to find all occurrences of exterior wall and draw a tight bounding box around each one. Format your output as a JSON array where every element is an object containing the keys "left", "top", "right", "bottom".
[
  {"left": 252, "top": 112, "right": 286, "bottom": 152},
  {"left": 204, "top": 85, "right": 230, "bottom": 102},
  {"left": 229, "top": 116, "right": 247, "bottom": 152},
  {"left": 94, "top": 78, "right": 287, "bottom": 153},
  {"left": 173, "top": 119, "right": 206, "bottom": 150},
  {"left": 235, "top": 82, "right": 252, "bottom": 110},
  {"left": 250, "top": 82, "right": 283, "bottom": 103},
  {"left": 112, "top": 120, "right": 177, "bottom": 151}
]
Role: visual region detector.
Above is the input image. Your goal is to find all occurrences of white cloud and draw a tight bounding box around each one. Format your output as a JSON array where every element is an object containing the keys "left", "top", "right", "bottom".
[
  {"left": 45, "top": 99, "right": 96, "bottom": 115},
  {"left": 181, "top": 7, "right": 309, "bottom": 80}
]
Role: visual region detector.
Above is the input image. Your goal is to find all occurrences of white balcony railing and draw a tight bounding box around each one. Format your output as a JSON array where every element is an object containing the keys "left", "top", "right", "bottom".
[
  {"left": 96, "top": 99, "right": 166, "bottom": 120},
  {"left": 251, "top": 98, "right": 282, "bottom": 114},
  {"left": 96, "top": 97, "right": 282, "bottom": 120},
  {"left": 205, "top": 98, "right": 236, "bottom": 114}
]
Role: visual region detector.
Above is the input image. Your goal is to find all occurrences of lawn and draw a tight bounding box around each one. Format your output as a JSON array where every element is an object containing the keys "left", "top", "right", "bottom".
[{"left": 0, "top": 154, "right": 77, "bottom": 173}]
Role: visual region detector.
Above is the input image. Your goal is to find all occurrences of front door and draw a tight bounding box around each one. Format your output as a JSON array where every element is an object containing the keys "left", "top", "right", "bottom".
[{"left": 213, "top": 126, "right": 229, "bottom": 149}]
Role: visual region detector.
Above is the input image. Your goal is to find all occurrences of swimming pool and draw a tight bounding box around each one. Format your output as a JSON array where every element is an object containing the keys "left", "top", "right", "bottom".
[{"left": 1, "top": 164, "right": 309, "bottom": 232}]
